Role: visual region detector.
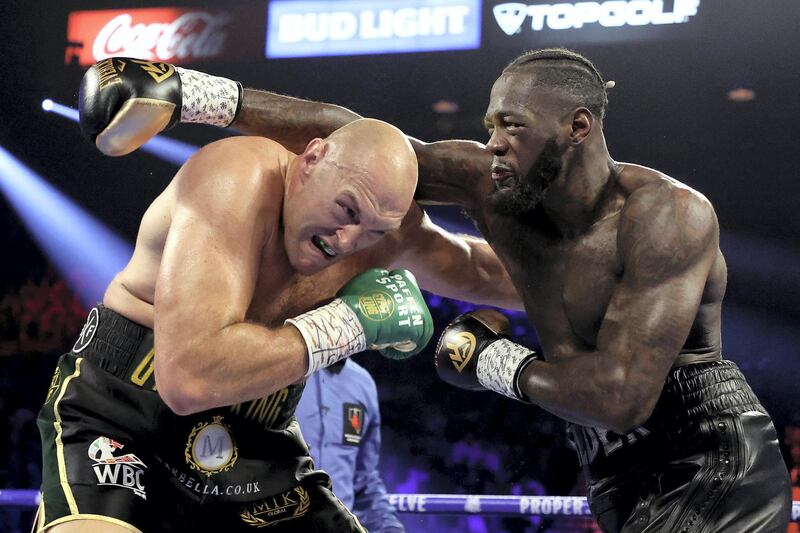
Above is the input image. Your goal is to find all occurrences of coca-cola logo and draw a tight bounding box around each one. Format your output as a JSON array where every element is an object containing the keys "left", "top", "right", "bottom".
[
  {"left": 92, "top": 12, "right": 232, "bottom": 62},
  {"left": 67, "top": 6, "right": 264, "bottom": 66}
]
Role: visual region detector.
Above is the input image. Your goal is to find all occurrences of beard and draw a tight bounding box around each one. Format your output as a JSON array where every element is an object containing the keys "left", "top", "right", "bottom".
[{"left": 487, "top": 137, "right": 562, "bottom": 216}]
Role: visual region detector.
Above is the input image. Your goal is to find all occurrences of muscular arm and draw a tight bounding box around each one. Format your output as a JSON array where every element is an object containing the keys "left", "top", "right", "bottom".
[
  {"left": 518, "top": 184, "right": 719, "bottom": 433},
  {"left": 382, "top": 203, "right": 522, "bottom": 310},
  {"left": 234, "top": 88, "right": 489, "bottom": 207},
  {"left": 234, "top": 89, "right": 360, "bottom": 154},
  {"left": 153, "top": 137, "right": 307, "bottom": 415}
]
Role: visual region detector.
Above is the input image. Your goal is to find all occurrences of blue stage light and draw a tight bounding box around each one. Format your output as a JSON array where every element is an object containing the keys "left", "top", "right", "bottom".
[
  {"left": 41, "top": 99, "right": 198, "bottom": 165},
  {"left": 0, "top": 146, "right": 133, "bottom": 307},
  {"left": 41, "top": 99, "right": 79, "bottom": 121}
]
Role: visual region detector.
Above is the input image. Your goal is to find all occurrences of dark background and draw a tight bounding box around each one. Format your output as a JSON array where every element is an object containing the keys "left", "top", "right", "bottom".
[{"left": 1, "top": 1, "right": 799, "bottom": 531}]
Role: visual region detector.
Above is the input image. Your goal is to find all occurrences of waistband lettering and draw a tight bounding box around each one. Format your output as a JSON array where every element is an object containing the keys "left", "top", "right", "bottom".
[
  {"left": 230, "top": 387, "right": 290, "bottom": 429},
  {"left": 130, "top": 348, "right": 157, "bottom": 390}
]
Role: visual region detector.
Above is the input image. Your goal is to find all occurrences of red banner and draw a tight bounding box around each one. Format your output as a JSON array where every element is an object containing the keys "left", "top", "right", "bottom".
[{"left": 66, "top": 6, "right": 264, "bottom": 66}]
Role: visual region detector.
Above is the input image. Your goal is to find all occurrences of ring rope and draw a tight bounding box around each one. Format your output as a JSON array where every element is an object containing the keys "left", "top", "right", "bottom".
[{"left": 1, "top": 490, "right": 798, "bottom": 522}]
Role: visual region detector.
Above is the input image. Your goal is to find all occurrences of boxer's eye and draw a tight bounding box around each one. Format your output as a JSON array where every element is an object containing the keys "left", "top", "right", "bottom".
[{"left": 338, "top": 202, "right": 358, "bottom": 224}]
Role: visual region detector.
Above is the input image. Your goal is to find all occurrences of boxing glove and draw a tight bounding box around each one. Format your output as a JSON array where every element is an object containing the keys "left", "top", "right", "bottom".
[
  {"left": 79, "top": 57, "right": 241, "bottom": 156},
  {"left": 435, "top": 309, "right": 538, "bottom": 400},
  {"left": 287, "top": 269, "right": 434, "bottom": 376}
]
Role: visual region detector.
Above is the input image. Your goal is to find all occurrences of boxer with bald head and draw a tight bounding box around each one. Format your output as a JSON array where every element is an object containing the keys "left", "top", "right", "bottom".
[
  {"left": 77, "top": 50, "right": 791, "bottom": 531},
  {"left": 36, "top": 116, "right": 521, "bottom": 532}
]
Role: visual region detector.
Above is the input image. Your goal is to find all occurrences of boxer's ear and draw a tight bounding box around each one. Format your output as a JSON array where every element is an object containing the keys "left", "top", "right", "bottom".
[
  {"left": 303, "top": 138, "right": 326, "bottom": 162},
  {"left": 569, "top": 108, "right": 593, "bottom": 145},
  {"left": 299, "top": 138, "right": 326, "bottom": 180}
]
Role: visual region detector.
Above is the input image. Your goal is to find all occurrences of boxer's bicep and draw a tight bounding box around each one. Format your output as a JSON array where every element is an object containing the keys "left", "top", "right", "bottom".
[
  {"left": 234, "top": 88, "right": 362, "bottom": 153},
  {"left": 594, "top": 184, "right": 719, "bottom": 423},
  {"left": 154, "top": 143, "right": 270, "bottom": 361}
]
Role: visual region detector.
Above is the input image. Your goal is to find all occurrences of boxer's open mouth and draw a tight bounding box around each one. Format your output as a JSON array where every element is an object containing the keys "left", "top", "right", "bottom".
[
  {"left": 312, "top": 235, "right": 337, "bottom": 258},
  {"left": 491, "top": 165, "right": 514, "bottom": 189}
]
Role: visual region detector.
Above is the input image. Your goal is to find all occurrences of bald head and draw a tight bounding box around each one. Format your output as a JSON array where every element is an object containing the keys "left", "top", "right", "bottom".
[
  {"left": 282, "top": 119, "right": 417, "bottom": 274},
  {"left": 323, "top": 118, "right": 418, "bottom": 213}
]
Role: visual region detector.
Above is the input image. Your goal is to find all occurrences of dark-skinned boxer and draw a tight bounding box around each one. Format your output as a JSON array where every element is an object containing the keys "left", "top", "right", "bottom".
[{"left": 75, "top": 50, "right": 791, "bottom": 532}]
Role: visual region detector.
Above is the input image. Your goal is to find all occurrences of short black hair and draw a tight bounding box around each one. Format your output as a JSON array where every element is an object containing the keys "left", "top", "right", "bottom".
[{"left": 503, "top": 48, "right": 611, "bottom": 120}]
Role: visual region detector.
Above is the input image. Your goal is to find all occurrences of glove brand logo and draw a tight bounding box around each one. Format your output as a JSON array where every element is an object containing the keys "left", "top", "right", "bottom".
[
  {"left": 131, "top": 59, "right": 175, "bottom": 84},
  {"left": 185, "top": 416, "right": 239, "bottom": 476},
  {"left": 93, "top": 58, "right": 123, "bottom": 90},
  {"left": 358, "top": 291, "right": 395, "bottom": 321},
  {"left": 447, "top": 331, "right": 477, "bottom": 372}
]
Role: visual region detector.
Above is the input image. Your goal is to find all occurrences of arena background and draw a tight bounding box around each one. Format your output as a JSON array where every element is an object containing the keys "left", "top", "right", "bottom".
[{"left": 1, "top": 0, "right": 799, "bottom": 531}]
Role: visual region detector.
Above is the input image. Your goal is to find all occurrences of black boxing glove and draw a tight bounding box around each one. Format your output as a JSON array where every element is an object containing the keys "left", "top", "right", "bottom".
[
  {"left": 434, "top": 309, "right": 538, "bottom": 401},
  {"left": 79, "top": 57, "right": 242, "bottom": 156}
]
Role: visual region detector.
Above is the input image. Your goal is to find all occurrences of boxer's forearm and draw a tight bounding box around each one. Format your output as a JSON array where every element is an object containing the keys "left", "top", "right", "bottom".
[
  {"left": 461, "top": 237, "right": 523, "bottom": 310},
  {"left": 517, "top": 353, "right": 658, "bottom": 434},
  {"left": 233, "top": 89, "right": 487, "bottom": 206},
  {"left": 412, "top": 139, "right": 491, "bottom": 206},
  {"left": 155, "top": 322, "right": 308, "bottom": 415},
  {"left": 233, "top": 88, "right": 361, "bottom": 153}
]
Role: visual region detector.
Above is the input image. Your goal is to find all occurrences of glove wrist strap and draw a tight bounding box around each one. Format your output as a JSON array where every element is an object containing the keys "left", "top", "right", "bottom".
[
  {"left": 175, "top": 67, "right": 241, "bottom": 127},
  {"left": 285, "top": 299, "right": 366, "bottom": 377},
  {"left": 476, "top": 338, "right": 537, "bottom": 401}
]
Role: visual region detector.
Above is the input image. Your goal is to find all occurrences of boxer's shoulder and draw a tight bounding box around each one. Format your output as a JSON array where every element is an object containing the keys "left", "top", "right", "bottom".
[
  {"left": 173, "top": 136, "right": 288, "bottom": 209},
  {"left": 617, "top": 162, "right": 712, "bottom": 206},
  {"left": 618, "top": 175, "right": 718, "bottom": 281},
  {"left": 187, "top": 135, "right": 290, "bottom": 173}
]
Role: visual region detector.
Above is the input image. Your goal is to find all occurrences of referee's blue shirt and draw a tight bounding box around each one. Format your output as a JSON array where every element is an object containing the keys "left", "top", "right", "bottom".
[{"left": 296, "top": 359, "right": 404, "bottom": 532}]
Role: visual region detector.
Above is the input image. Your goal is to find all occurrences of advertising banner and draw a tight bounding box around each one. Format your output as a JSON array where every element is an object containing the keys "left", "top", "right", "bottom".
[
  {"left": 266, "top": 0, "right": 482, "bottom": 58},
  {"left": 66, "top": 6, "right": 265, "bottom": 66}
]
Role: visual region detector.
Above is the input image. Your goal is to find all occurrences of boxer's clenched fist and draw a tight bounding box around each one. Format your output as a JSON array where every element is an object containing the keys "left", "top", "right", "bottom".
[
  {"left": 435, "top": 309, "right": 538, "bottom": 401},
  {"left": 79, "top": 57, "right": 241, "bottom": 156},
  {"left": 287, "top": 268, "right": 434, "bottom": 375}
]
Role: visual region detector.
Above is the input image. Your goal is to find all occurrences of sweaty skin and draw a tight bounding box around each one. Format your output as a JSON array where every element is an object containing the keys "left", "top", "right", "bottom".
[
  {"left": 229, "top": 74, "right": 725, "bottom": 434},
  {"left": 102, "top": 119, "right": 520, "bottom": 417}
]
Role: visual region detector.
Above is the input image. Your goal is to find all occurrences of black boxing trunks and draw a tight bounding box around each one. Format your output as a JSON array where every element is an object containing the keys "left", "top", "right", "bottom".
[
  {"left": 36, "top": 306, "right": 366, "bottom": 532},
  {"left": 567, "top": 360, "right": 791, "bottom": 533}
]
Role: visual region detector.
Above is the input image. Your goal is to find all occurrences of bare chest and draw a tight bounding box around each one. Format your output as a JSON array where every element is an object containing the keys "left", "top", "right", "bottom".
[
  {"left": 246, "top": 249, "right": 373, "bottom": 328},
  {"left": 485, "top": 216, "right": 623, "bottom": 352}
]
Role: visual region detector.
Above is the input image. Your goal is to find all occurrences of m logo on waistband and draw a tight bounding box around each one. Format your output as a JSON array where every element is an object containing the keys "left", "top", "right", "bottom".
[
  {"left": 73, "top": 307, "right": 99, "bottom": 353},
  {"left": 185, "top": 416, "right": 238, "bottom": 476}
]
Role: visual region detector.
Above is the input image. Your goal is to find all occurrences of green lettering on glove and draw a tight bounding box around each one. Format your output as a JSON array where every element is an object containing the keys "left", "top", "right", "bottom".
[{"left": 337, "top": 268, "right": 434, "bottom": 359}]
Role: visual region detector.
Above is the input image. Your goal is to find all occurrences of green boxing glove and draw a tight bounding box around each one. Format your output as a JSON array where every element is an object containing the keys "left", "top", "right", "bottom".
[{"left": 286, "top": 268, "right": 434, "bottom": 376}]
